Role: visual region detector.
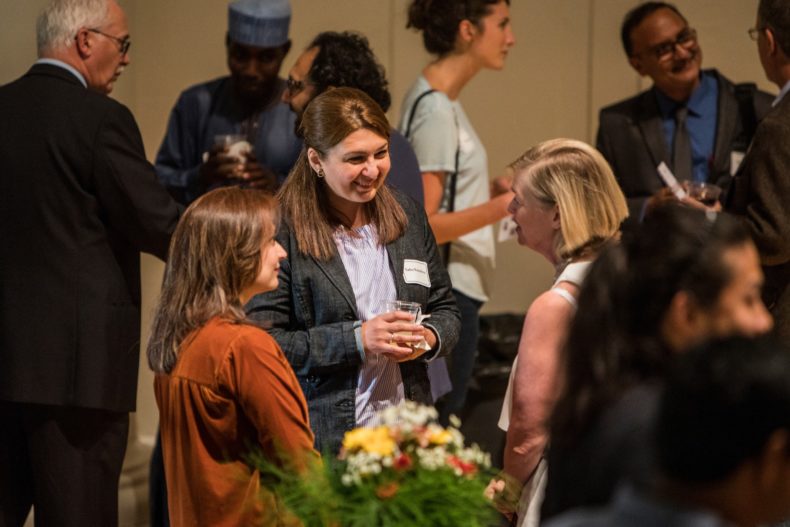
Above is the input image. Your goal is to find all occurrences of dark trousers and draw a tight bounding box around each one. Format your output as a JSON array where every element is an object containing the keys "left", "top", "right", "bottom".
[
  {"left": 438, "top": 289, "right": 483, "bottom": 424},
  {"left": 0, "top": 402, "right": 129, "bottom": 527},
  {"left": 149, "top": 432, "right": 170, "bottom": 527}
]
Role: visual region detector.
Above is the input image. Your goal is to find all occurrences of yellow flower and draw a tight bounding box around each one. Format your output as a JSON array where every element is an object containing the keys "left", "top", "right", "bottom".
[
  {"left": 343, "top": 426, "right": 396, "bottom": 456},
  {"left": 428, "top": 428, "right": 452, "bottom": 446}
]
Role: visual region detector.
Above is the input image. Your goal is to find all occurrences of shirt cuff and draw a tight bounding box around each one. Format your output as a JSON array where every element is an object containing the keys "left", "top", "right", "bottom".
[{"left": 353, "top": 321, "right": 365, "bottom": 361}]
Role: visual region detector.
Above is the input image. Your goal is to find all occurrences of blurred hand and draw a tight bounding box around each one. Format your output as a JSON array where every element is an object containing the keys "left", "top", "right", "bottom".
[
  {"left": 491, "top": 168, "right": 514, "bottom": 197},
  {"left": 680, "top": 195, "right": 722, "bottom": 212},
  {"left": 645, "top": 187, "right": 678, "bottom": 215},
  {"left": 240, "top": 153, "right": 278, "bottom": 192},
  {"left": 199, "top": 145, "right": 244, "bottom": 186},
  {"left": 361, "top": 311, "right": 424, "bottom": 361}
]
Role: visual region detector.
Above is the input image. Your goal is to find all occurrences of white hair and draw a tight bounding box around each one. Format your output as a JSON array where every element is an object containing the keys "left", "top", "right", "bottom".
[{"left": 36, "top": 0, "right": 111, "bottom": 56}]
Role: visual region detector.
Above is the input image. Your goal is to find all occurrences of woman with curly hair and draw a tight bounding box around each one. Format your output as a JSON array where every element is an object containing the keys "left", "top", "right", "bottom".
[{"left": 399, "top": 0, "right": 516, "bottom": 422}]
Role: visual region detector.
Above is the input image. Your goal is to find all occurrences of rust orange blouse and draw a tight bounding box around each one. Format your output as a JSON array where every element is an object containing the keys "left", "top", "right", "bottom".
[{"left": 155, "top": 317, "right": 316, "bottom": 526}]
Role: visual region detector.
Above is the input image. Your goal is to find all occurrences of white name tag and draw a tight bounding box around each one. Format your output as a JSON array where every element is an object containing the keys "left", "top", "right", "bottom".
[{"left": 403, "top": 259, "right": 431, "bottom": 288}]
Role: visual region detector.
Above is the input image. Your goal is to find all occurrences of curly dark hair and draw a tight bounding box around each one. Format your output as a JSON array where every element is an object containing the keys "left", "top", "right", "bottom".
[
  {"left": 407, "top": 0, "right": 508, "bottom": 56},
  {"left": 306, "top": 31, "right": 391, "bottom": 112}
]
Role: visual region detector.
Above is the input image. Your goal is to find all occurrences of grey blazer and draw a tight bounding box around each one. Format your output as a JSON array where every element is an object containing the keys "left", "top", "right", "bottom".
[
  {"left": 726, "top": 93, "right": 790, "bottom": 341},
  {"left": 596, "top": 69, "right": 773, "bottom": 219},
  {"left": 247, "top": 192, "right": 460, "bottom": 453}
]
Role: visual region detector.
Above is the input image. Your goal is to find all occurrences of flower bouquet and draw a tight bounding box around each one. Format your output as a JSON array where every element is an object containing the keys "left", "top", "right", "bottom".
[{"left": 257, "top": 401, "right": 496, "bottom": 527}]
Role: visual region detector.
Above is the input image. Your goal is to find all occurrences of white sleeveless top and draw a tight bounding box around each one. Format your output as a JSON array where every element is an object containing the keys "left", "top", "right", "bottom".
[{"left": 498, "top": 261, "right": 592, "bottom": 431}]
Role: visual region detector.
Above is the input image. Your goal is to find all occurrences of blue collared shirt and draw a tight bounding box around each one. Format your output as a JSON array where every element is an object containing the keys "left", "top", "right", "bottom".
[
  {"left": 35, "top": 58, "right": 87, "bottom": 88},
  {"left": 655, "top": 71, "right": 718, "bottom": 183}
]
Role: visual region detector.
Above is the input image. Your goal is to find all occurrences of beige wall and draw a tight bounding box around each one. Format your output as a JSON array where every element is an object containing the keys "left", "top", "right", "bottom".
[{"left": 0, "top": 0, "right": 771, "bottom": 440}]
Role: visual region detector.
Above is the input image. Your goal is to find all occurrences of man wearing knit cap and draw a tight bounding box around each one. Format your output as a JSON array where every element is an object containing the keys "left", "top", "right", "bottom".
[{"left": 154, "top": 0, "right": 300, "bottom": 203}]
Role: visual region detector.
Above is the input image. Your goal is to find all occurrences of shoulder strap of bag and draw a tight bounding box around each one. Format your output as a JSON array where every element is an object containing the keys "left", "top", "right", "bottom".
[{"left": 404, "top": 89, "right": 461, "bottom": 264}]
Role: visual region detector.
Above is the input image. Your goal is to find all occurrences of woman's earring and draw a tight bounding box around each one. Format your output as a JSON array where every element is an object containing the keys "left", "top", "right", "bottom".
[{"left": 316, "top": 167, "right": 325, "bottom": 179}]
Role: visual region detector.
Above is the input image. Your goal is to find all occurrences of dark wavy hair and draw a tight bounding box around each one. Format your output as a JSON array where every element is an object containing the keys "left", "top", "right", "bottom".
[
  {"left": 658, "top": 336, "right": 790, "bottom": 484},
  {"left": 307, "top": 31, "right": 391, "bottom": 112},
  {"left": 621, "top": 2, "right": 686, "bottom": 56},
  {"left": 551, "top": 205, "right": 752, "bottom": 446},
  {"left": 407, "top": 0, "right": 509, "bottom": 56}
]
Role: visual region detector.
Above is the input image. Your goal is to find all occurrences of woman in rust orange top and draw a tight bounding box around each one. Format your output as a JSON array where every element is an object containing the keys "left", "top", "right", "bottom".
[{"left": 147, "top": 188, "right": 316, "bottom": 526}]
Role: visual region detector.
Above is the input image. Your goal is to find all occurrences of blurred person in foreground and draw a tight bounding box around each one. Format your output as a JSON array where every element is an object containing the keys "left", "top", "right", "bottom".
[
  {"left": 542, "top": 205, "right": 773, "bottom": 521},
  {"left": 247, "top": 87, "right": 461, "bottom": 454},
  {"left": 0, "top": 0, "right": 180, "bottom": 524},
  {"left": 546, "top": 335, "right": 790, "bottom": 527},
  {"left": 148, "top": 188, "right": 316, "bottom": 526}
]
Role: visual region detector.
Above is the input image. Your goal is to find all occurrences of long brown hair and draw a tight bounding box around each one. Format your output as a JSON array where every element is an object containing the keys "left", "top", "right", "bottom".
[
  {"left": 147, "top": 188, "right": 279, "bottom": 374},
  {"left": 278, "top": 87, "right": 407, "bottom": 261}
]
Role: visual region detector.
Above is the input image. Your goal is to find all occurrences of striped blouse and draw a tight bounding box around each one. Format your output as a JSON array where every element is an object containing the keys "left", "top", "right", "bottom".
[{"left": 333, "top": 224, "right": 404, "bottom": 427}]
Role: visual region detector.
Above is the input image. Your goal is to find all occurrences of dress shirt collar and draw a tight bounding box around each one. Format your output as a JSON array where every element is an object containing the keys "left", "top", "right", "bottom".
[
  {"left": 35, "top": 58, "right": 87, "bottom": 88},
  {"left": 773, "top": 79, "right": 790, "bottom": 107},
  {"left": 655, "top": 70, "right": 716, "bottom": 117}
]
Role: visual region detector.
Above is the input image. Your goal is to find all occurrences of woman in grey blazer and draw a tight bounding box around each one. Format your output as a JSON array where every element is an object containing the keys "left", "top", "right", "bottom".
[{"left": 247, "top": 87, "right": 460, "bottom": 454}]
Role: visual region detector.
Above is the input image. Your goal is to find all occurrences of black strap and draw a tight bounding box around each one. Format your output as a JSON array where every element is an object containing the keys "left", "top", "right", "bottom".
[{"left": 404, "top": 89, "right": 460, "bottom": 264}]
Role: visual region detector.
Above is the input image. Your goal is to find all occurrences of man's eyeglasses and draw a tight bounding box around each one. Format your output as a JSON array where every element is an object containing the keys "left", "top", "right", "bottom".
[
  {"left": 639, "top": 27, "right": 697, "bottom": 62},
  {"left": 748, "top": 27, "right": 764, "bottom": 41},
  {"left": 88, "top": 28, "right": 131, "bottom": 55},
  {"left": 286, "top": 76, "right": 310, "bottom": 96}
]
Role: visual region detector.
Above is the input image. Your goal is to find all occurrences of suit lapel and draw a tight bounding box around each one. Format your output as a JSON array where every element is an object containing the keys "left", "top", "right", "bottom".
[
  {"left": 636, "top": 89, "right": 671, "bottom": 171},
  {"left": 712, "top": 71, "right": 738, "bottom": 178},
  {"left": 312, "top": 254, "right": 359, "bottom": 314}
]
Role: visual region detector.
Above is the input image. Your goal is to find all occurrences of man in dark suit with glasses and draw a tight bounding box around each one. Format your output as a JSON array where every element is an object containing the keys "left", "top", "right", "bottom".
[{"left": 596, "top": 2, "right": 772, "bottom": 221}]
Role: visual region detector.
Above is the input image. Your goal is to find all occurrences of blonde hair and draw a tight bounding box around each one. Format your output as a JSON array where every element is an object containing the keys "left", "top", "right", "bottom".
[
  {"left": 147, "top": 188, "right": 279, "bottom": 374},
  {"left": 278, "top": 87, "right": 407, "bottom": 260},
  {"left": 510, "top": 138, "right": 628, "bottom": 261}
]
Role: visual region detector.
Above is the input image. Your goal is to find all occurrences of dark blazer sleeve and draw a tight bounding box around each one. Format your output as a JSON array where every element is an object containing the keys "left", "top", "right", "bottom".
[
  {"left": 596, "top": 103, "right": 659, "bottom": 220},
  {"left": 94, "top": 102, "right": 181, "bottom": 260},
  {"left": 731, "top": 100, "right": 790, "bottom": 266},
  {"left": 246, "top": 224, "right": 363, "bottom": 377}
]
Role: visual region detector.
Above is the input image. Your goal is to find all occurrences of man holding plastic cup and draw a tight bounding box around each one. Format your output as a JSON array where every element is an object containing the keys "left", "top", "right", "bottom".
[{"left": 154, "top": 0, "right": 302, "bottom": 204}]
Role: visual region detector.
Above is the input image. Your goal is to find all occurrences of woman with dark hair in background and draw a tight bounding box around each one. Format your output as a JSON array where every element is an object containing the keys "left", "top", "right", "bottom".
[
  {"left": 148, "top": 188, "right": 316, "bottom": 526},
  {"left": 542, "top": 205, "right": 774, "bottom": 521},
  {"left": 247, "top": 87, "right": 460, "bottom": 454},
  {"left": 400, "top": 0, "right": 516, "bottom": 423}
]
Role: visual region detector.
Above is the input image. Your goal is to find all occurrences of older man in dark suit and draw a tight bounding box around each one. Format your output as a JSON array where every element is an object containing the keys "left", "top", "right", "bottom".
[
  {"left": 727, "top": 0, "right": 790, "bottom": 342},
  {"left": 597, "top": 2, "right": 773, "bottom": 220},
  {"left": 0, "top": 0, "right": 180, "bottom": 525}
]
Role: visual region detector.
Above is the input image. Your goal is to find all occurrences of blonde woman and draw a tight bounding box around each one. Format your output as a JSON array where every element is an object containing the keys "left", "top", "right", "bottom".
[{"left": 493, "top": 139, "right": 628, "bottom": 526}]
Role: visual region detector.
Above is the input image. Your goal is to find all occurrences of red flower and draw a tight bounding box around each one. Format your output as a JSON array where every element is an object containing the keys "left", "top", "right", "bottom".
[
  {"left": 447, "top": 455, "right": 477, "bottom": 476},
  {"left": 393, "top": 453, "right": 413, "bottom": 471}
]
